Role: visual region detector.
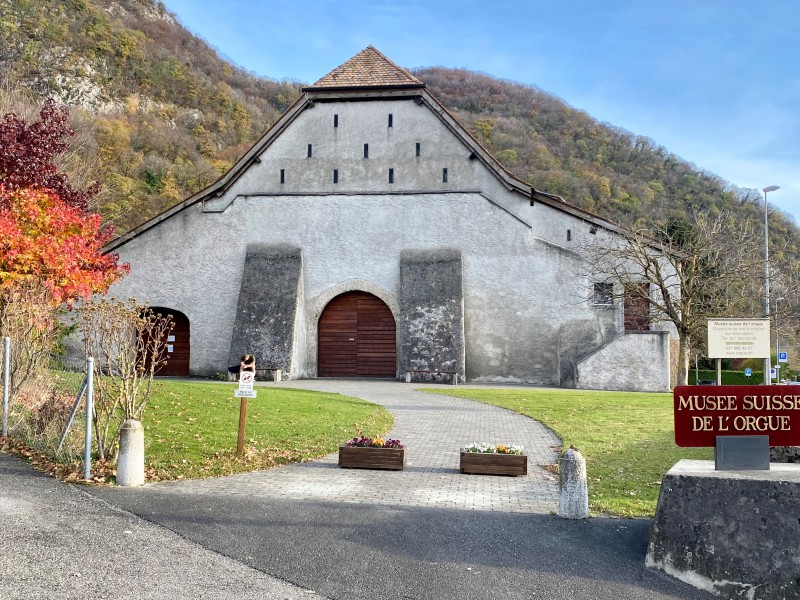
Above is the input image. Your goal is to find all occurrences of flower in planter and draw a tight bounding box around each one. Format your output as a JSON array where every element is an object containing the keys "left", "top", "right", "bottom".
[
  {"left": 464, "top": 443, "right": 524, "bottom": 455},
  {"left": 345, "top": 435, "right": 404, "bottom": 449}
]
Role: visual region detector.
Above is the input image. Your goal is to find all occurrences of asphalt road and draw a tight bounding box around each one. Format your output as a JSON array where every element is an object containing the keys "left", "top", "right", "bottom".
[
  {"left": 0, "top": 453, "right": 320, "bottom": 600},
  {"left": 89, "top": 483, "right": 714, "bottom": 600}
]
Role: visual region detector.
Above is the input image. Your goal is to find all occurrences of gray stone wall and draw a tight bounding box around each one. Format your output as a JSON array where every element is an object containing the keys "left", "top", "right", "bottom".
[
  {"left": 647, "top": 460, "right": 800, "bottom": 599},
  {"left": 399, "top": 249, "right": 464, "bottom": 381},
  {"left": 228, "top": 244, "right": 302, "bottom": 374},
  {"left": 574, "top": 331, "right": 670, "bottom": 392}
]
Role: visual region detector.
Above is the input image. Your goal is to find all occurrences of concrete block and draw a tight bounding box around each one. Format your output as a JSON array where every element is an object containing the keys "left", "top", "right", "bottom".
[
  {"left": 559, "top": 446, "right": 589, "bottom": 519},
  {"left": 647, "top": 459, "right": 800, "bottom": 599},
  {"left": 574, "top": 331, "right": 670, "bottom": 392},
  {"left": 117, "top": 419, "right": 145, "bottom": 487}
]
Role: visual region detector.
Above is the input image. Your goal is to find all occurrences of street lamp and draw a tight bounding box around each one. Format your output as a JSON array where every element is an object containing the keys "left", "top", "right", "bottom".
[
  {"left": 776, "top": 296, "right": 785, "bottom": 382},
  {"left": 763, "top": 185, "right": 780, "bottom": 384}
]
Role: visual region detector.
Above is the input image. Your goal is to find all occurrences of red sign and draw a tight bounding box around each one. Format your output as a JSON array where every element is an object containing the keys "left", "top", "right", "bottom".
[{"left": 673, "top": 385, "right": 800, "bottom": 447}]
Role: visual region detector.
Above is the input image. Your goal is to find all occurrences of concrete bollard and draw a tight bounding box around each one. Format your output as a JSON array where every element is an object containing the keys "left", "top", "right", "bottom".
[
  {"left": 559, "top": 445, "right": 589, "bottom": 519},
  {"left": 117, "top": 419, "right": 145, "bottom": 486}
]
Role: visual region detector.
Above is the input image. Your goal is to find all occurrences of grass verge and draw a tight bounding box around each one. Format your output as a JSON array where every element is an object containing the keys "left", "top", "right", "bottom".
[
  {"left": 11, "top": 377, "right": 392, "bottom": 483},
  {"left": 143, "top": 381, "right": 393, "bottom": 480},
  {"left": 420, "top": 387, "right": 712, "bottom": 517}
]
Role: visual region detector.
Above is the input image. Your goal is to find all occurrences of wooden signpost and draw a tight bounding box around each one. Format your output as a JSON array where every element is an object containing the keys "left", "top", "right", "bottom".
[{"left": 235, "top": 370, "right": 256, "bottom": 455}]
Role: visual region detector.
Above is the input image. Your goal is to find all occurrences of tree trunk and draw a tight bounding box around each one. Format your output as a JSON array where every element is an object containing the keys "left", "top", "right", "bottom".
[{"left": 676, "top": 335, "right": 690, "bottom": 386}]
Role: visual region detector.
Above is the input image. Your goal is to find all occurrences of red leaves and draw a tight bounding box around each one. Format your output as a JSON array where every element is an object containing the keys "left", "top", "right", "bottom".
[
  {"left": 0, "top": 99, "right": 97, "bottom": 212},
  {"left": 0, "top": 187, "right": 128, "bottom": 304}
]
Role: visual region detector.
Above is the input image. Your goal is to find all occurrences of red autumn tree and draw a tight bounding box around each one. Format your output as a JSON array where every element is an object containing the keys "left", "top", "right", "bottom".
[
  {"left": 0, "top": 187, "right": 127, "bottom": 305},
  {"left": 0, "top": 99, "right": 99, "bottom": 212}
]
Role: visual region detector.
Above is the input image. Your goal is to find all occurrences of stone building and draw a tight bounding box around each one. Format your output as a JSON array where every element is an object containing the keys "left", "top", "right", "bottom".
[{"left": 105, "top": 46, "right": 673, "bottom": 391}]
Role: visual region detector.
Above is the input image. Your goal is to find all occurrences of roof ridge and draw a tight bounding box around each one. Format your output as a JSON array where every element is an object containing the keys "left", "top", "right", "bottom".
[{"left": 305, "top": 46, "right": 425, "bottom": 90}]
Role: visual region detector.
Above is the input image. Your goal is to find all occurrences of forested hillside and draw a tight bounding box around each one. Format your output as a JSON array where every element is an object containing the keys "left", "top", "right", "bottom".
[
  {"left": 1, "top": 0, "right": 798, "bottom": 268},
  {"left": 0, "top": 0, "right": 301, "bottom": 228}
]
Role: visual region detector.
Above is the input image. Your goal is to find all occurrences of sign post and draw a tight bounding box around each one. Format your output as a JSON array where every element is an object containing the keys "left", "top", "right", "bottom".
[{"left": 235, "top": 371, "right": 256, "bottom": 455}]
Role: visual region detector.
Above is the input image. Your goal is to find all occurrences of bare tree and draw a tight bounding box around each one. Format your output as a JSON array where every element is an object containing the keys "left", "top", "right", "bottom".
[
  {"left": 0, "top": 280, "right": 62, "bottom": 402},
  {"left": 580, "top": 212, "right": 762, "bottom": 386},
  {"left": 77, "top": 298, "right": 173, "bottom": 460}
]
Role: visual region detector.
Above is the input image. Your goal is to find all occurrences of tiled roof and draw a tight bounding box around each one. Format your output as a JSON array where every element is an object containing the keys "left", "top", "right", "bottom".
[{"left": 306, "top": 46, "right": 424, "bottom": 90}]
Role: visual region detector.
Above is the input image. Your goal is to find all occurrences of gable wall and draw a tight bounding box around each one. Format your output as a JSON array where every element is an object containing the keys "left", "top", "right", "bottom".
[{"left": 108, "top": 97, "right": 670, "bottom": 387}]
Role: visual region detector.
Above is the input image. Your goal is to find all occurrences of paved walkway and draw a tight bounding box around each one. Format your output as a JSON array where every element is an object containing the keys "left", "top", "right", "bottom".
[{"left": 146, "top": 379, "right": 561, "bottom": 513}]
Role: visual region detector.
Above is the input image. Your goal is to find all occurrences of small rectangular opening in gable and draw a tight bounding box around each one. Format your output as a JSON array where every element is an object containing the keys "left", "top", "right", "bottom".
[
  {"left": 388, "top": 168, "right": 394, "bottom": 183},
  {"left": 307, "top": 144, "right": 312, "bottom": 158},
  {"left": 416, "top": 142, "right": 420, "bottom": 157},
  {"left": 333, "top": 114, "right": 338, "bottom": 128},
  {"left": 333, "top": 169, "right": 339, "bottom": 184},
  {"left": 280, "top": 169, "right": 285, "bottom": 184},
  {"left": 388, "top": 114, "right": 393, "bottom": 128},
  {"left": 442, "top": 168, "right": 448, "bottom": 183},
  {"left": 364, "top": 143, "right": 369, "bottom": 159}
]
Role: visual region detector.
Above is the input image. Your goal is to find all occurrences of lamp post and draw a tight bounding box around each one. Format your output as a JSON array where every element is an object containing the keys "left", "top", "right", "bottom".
[
  {"left": 776, "top": 296, "right": 784, "bottom": 382},
  {"left": 763, "top": 185, "right": 780, "bottom": 384}
]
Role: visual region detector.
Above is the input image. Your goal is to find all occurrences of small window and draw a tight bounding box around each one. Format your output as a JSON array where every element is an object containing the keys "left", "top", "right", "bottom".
[
  {"left": 333, "top": 114, "right": 338, "bottom": 128},
  {"left": 388, "top": 114, "right": 393, "bottom": 128},
  {"left": 442, "top": 168, "right": 448, "bottom": 183},
  {"left": 280, "top": 169, "right": 285, "bottom": 184},
  {"left": 593, "top": 283, "right": 613, "bottom": 306},
  {"left": 307, "top": 144, "right": 313, "bottom": 158},
  {"left": 566, "top": 229, "right": 571, "bottom": 241},
  {"left": 333, "top": 169, "right": 338, "bottom": 184},
  {"left": 415, "top": 142, "right": 421, "bottom": 157},
  {"left": 388, "top": 168, "right": 394, "bottom": 184},
  {"left": 364, "top": 143, "right": 369, "bottom": 159}
]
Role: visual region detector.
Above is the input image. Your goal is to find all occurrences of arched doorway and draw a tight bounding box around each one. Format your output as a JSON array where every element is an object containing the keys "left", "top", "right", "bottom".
[
  {"left": 318, "top": 291, "right": 396, "bottom": 378},
  {"left": 144, "top": 307, "right": 190, "bottom": 376}
]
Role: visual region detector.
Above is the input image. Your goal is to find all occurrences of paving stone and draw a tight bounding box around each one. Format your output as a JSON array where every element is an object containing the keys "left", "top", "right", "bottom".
[{"left": 147, "top": 380, "right": 561, "bottom": 513}]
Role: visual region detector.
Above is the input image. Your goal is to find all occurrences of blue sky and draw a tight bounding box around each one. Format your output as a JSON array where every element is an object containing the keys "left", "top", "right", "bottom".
[{"left": 161, "top": 0, "right": 799, "bottom": 223}]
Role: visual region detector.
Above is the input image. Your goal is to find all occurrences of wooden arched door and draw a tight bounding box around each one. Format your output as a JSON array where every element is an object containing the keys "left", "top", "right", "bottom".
[
  {"left": 146, "top": 307, "right": 190, "bottom": 376},
  {"left": 318, "top": 291, "right": 396, "bottom": 378}
]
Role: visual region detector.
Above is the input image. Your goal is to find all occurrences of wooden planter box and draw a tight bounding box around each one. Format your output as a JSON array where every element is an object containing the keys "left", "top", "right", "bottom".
[
  {"left": 338, "top": 446, "right": 406, "bottom": 471},
  {"left": 460, "top": 451, "right": 527, "bottom": 476}
]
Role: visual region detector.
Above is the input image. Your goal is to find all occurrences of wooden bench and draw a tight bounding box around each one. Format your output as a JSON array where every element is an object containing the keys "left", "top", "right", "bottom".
[
  {"left": 228, "top": 368, "right": 283, "bottom": 382},
  {"left": 405, "top": 369, "right": 458, "bottom": 385},
  {"left": 256, "top": 368, "right": 283, "bottom": 382}
]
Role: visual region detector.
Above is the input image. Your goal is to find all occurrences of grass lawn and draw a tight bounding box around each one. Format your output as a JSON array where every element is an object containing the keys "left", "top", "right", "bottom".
[
  {"left": 420, "top": 387, "right": 712, "bottom": 518},
  {"left": 141, "top": 381, "right": 393, "bottom": 480}
]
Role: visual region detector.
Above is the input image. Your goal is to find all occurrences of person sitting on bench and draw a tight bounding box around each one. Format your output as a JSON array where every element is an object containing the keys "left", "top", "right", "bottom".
[{"left": 228, "top": 354, "right": 256, "bottom": 379}]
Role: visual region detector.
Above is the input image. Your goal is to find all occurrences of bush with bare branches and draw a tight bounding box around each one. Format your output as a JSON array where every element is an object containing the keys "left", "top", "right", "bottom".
[{"left": 77, "top": 298, "right": 173, "bottom": 459}]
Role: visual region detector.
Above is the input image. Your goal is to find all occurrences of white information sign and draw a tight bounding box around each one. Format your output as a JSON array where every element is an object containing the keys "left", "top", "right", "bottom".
[
  {"left": 239, "top": 371, "right": 255, "bottom": 388},
  {"left": 707, "top": 318, "right": 770, "bottom": 359},
  {"left": 235, "top": 370, "right": 256, "bottom": 398}
]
